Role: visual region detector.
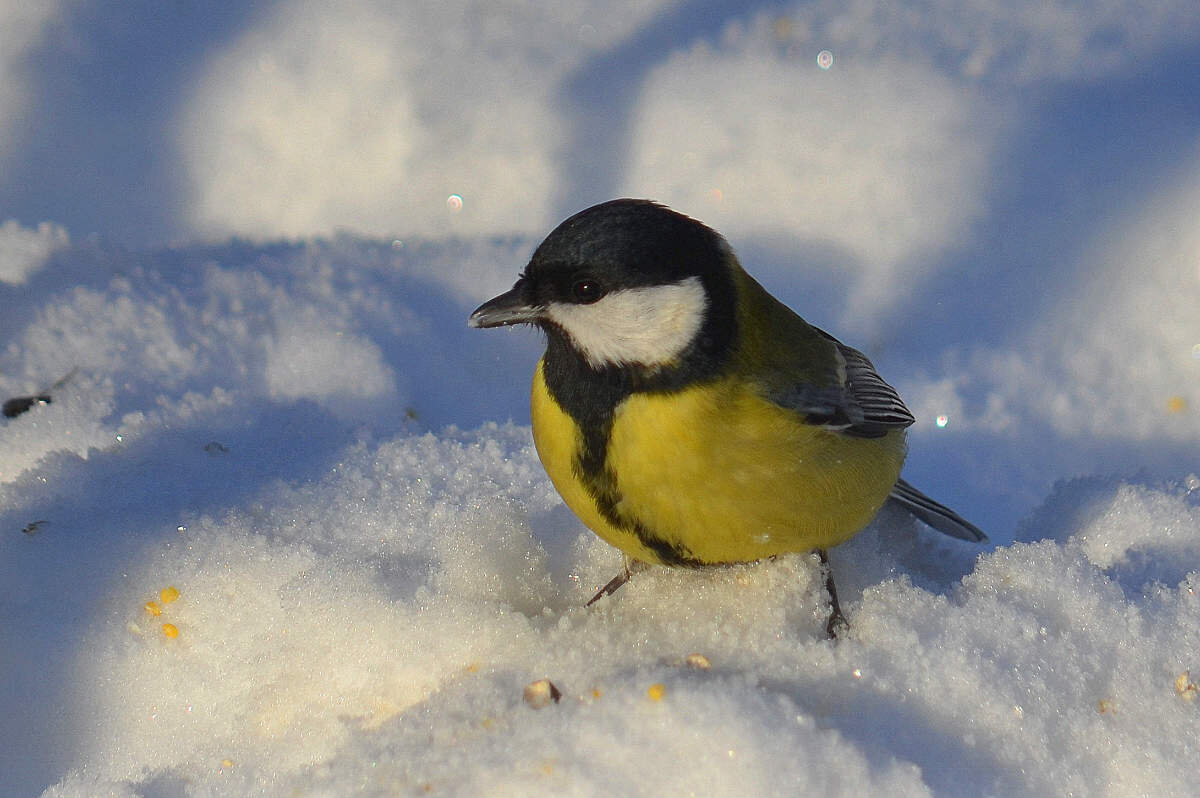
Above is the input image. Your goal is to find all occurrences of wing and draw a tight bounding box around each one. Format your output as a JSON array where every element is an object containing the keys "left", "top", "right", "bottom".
[
  {"left": 887, "top": 478, "right": 988, "bottom": 542},
  {"left": 732, "top": 267, "right": 914, "bottom": 438},
  {"left": 754, "top": 326, "right": 914, "bottom": 438},
  {"left": 814, "top": 328, "right": 915, "bottom": 436}
]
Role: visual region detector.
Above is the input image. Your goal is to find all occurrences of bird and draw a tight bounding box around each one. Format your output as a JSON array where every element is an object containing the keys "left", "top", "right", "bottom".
[{"left": 469, "top": 199, "right": 985, "bottom": 636}]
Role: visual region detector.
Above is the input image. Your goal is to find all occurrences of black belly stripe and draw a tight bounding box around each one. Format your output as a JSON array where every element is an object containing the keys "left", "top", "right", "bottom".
[
  {"left": 627, "top": 518, "right": 706, "bottom": 567},
  {"left": 574, "top": 410, "right": 705, "bottom": 567},
  {"left": 584, "top": 455, "right": 705, "bottom": 567},
  {"left": 541, "top": 334, "right": 709, "bottom": 566}
]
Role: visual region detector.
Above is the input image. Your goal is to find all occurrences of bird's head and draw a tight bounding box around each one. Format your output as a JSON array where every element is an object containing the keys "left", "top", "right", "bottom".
[{"left": 469, "top": 199, "right": 737, "bottom": 374}]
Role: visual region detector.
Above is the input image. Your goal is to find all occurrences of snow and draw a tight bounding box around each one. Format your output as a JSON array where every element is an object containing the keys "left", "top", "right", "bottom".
[
  {"left": 621, "top": 22, "right": 1000, "bottom": 316},
  {"left": 2, "top": 232, "right": 1196, "bottom": 798},
  {"left": 0, "top": 220, "right": 68, "bottom": 285},
  {"left": 1, "top": 1, "right": 1199, "bottom": 796},
  {"left": 176, "top": 0, "right": 671, "bottom": 241}
]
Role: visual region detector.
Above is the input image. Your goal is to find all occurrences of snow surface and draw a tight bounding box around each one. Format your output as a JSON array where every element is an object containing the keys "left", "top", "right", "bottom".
[
  {"left": 2, "top": 1, "right": 1199, "bottom": 796},
  {"left": 0, "top": 231, "right": 1195, "bottom": 798}
]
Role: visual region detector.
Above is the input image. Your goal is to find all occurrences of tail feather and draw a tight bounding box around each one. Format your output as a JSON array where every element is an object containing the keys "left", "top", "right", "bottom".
[{"left": 887, "top": 478, "right": 987, "bottom": 543}]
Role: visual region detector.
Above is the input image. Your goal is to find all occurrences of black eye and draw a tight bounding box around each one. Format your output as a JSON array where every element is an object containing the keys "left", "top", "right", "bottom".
[{"left": 571, "top": 278, "right": 605, "bottom": 304}]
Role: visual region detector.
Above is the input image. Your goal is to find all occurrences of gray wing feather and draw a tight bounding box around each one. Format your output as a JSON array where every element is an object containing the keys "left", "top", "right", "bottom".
[
  {"left": 764, "top": 328, "right": 914, "bottom": 437},
  {"left": 887, "top": 478, "right": 988, "bottom": 542},
  {"left": 830, "top": 337, "right": 915, "bottom": 431}
]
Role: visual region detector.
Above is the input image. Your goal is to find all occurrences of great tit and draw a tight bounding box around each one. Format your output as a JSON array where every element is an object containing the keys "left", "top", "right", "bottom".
[{"left": 469, "top": 199, "right": 985, "bottom": 635}]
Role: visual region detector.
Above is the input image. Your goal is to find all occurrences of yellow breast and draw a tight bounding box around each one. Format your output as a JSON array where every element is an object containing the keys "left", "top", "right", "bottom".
[{"left": 530, "top": 359, "right": 906, "bottom": 566}]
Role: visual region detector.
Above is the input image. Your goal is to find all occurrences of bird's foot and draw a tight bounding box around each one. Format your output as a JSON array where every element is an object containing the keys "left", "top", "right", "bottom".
[
  {"left": 817, "top": 549, "right": 849, "bottom": 639},
  {"left": 586, "top": 557, "right": 648, "bottom": 606}
]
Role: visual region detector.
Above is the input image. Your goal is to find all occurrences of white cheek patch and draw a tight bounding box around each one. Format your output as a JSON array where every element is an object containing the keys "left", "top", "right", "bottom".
[{"left": 546, "top": 276, "right": 707, "bottom": 369}]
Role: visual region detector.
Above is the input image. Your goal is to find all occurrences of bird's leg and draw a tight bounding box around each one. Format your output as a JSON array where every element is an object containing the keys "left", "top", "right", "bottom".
[
  {"left": 586, "top": 556, "right": 647, "bottom": 606},
  {"left": 817, "top": 548, "right": 849, "bottom": 638}
]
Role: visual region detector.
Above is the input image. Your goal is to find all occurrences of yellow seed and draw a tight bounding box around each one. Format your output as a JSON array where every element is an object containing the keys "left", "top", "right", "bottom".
[
  {"left": 221, "top": 759, "right": 234, "bottom": 769},
  {"left": 523, "top": 678, "right": 562, "bottom": 709},
  {"left": 160, "top": 586, "right": 181, "bottom": 604},
  {"left": 144, "top": 601, "right": 162, "bottom": 617},
  {"left": 162, "top": 623, "right": 179, "bottom": 638},
  {"left": 684, "top": 653, "right": 711, "bottom": 669},
  {"left": 1175, "top": 671, "right": 1198, "bottom": 701},
  {"left": 1098, "top": 699, "right": 1114, "bottom": 714},
  {"left": 647, "top": 683, "right": 666, "bottom": 702},
  {"left": 591, "top": 688, "right": 603, "bottom": 699}
]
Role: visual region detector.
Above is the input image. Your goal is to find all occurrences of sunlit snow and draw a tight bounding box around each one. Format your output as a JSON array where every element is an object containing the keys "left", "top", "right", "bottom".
[{"left": 2, "top": 1, "right": 1199, "bottom": 795}]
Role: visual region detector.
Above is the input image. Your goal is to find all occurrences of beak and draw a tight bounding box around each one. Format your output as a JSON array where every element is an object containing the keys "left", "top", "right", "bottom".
[{"left": 468, "top": 281, "right": 542, "bottom": 328}]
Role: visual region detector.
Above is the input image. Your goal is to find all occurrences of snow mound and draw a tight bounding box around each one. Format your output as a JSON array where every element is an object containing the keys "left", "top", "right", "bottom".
[{"left": 32, "top": 425, "right": 1200, "bottom": 796}]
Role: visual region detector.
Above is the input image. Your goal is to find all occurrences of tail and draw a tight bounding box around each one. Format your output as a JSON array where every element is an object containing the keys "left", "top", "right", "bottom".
[{"left": 887, "top": 478, "right": 987, "bottom": 542}]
